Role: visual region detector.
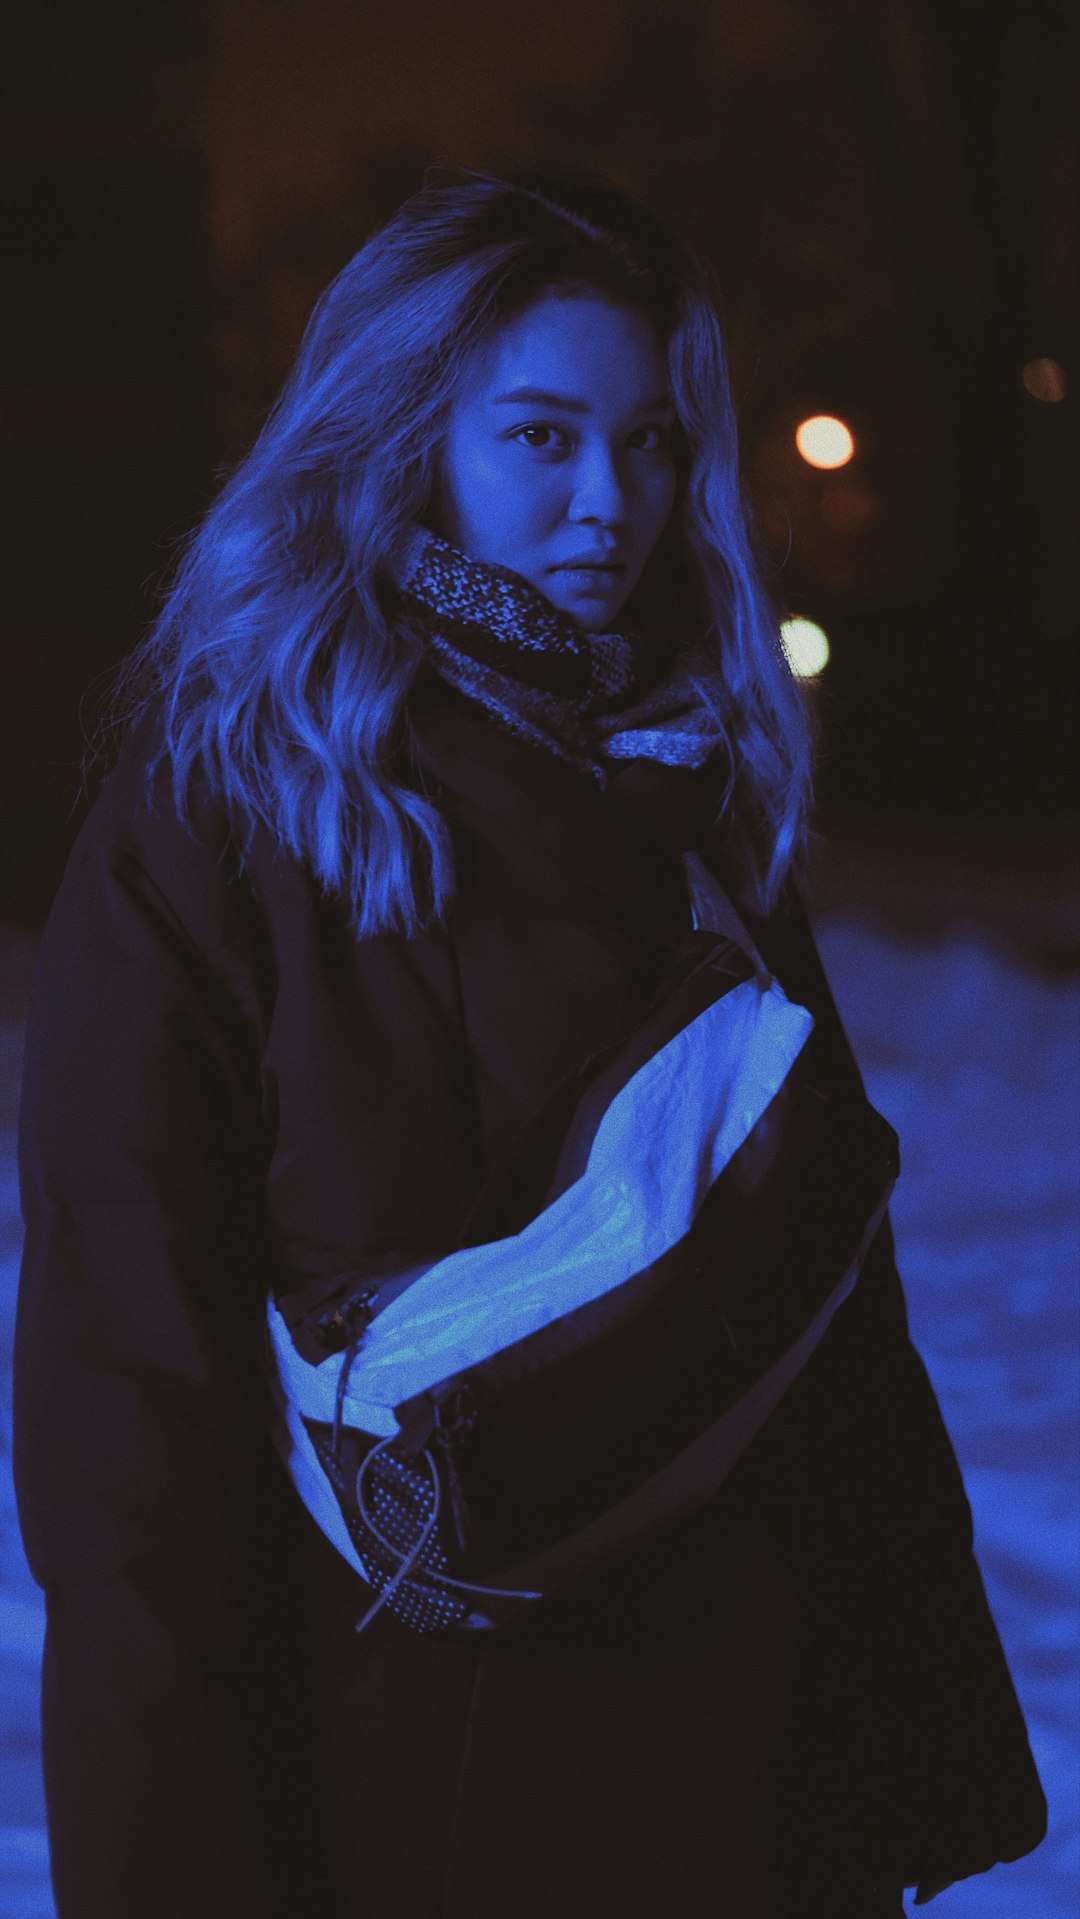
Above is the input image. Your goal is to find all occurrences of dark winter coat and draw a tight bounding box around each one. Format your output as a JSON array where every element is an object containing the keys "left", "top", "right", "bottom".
[{"left": 14, "top": 665, "right": 1046, "bottom": 1918}]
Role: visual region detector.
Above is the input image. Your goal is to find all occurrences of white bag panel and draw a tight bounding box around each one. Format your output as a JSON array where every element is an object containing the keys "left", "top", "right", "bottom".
[{"left": 267, "top": 973, "right": 814, "bottom": 1438}]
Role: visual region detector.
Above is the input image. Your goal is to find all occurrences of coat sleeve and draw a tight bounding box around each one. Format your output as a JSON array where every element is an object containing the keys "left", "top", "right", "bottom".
[{"left": 13, "top": 753, "right": 315, "bottom": 1918}]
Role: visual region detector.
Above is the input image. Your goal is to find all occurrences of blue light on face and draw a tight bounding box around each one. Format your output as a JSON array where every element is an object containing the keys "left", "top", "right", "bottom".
[{"left": 434, "top": 291, "right": 679, "bottom": 632}]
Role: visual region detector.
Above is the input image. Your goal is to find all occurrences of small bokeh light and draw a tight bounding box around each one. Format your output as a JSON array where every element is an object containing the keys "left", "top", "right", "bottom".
[
  {"left": 780, "top": 616, "right": 830, "bottom": 678},
  {"left": 795, "top": 414, "right": 855, "bottom": 469},
  {"left": 1021, "top": 357, "right": 1068, "bottom": 403}
]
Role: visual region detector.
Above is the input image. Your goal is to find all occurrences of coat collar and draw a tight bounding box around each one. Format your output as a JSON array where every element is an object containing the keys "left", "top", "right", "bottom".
[{"left": 406, "top": 664, "right": 737, "bottom": 925}]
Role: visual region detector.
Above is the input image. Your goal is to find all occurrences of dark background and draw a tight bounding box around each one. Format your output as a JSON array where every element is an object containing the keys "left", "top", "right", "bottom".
[{"left": 2, "top": 0, "right": 1077, "bottom": 939}]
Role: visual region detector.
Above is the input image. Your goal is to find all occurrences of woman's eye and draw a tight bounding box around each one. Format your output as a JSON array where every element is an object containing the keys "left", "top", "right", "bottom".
[
  {"left": 511, "top": 422, "right": 671, "bottom": 452},
  {"left": 512, "top": 424, "right": 567, "bottom": 450},
  {"left": 629, "top": 424, "right": 671, "bottom": 450}
]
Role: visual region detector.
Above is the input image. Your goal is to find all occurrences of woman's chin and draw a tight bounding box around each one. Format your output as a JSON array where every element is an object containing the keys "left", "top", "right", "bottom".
[{"left": 541, "top": 581, "right": 631, "bottom": 632}]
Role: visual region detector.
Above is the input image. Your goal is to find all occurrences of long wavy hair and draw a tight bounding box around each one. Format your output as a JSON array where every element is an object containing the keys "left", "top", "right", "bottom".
[{"left": 90, "top": 162, "right": 817, "bottom": 936}]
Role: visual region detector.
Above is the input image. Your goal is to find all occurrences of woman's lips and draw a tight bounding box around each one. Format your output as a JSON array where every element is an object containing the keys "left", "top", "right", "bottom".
[{"left": 553, "top": 564, "right": 625, "bottom": 582}]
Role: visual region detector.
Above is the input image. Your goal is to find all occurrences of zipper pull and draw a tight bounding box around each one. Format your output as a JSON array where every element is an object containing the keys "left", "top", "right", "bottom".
[{"left": 315, "top": 1284, "right": 380, "bottom": 1354}]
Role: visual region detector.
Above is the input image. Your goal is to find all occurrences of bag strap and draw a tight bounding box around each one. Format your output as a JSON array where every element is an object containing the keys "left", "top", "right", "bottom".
[{"left": 682, "top": 849, "right": 771, "bottom": 976}]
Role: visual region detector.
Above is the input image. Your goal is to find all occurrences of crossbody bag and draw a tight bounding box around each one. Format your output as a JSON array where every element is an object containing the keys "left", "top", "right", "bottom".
[{"left": 263, "top": 856, "right": 899, "bottom": 1638}]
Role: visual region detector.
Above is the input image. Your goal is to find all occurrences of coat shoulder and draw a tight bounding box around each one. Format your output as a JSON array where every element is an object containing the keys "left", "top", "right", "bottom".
[
  {"left": 94, "top": 700, "right": 254, "bottom": 909},
  {"left": 40, "top": 699, "right": 279, "bottom": 1033}
]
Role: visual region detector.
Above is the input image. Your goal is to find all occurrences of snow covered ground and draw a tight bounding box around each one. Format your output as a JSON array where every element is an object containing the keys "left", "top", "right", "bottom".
[{"left": 0, "top": 909, "right": 1077, "bottom": 1918}]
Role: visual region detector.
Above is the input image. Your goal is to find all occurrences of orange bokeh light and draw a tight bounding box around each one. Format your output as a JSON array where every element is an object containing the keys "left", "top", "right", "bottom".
[
  {"left": 795, "top": 415, "right": 855, "bottom": 469},
  {"left": 1022, "top": 358, "right": 1068, "bottom": 403}
]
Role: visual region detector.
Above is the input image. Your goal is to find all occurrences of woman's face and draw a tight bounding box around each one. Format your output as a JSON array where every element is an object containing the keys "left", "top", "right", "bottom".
[{"left": 431, "top": 290, "right": 679, "bottom": 632}]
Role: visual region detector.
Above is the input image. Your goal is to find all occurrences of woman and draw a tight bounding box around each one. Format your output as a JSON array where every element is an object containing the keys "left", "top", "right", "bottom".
[{"left": 14, "top": 164, "right": 1046, "bottom": 1918}]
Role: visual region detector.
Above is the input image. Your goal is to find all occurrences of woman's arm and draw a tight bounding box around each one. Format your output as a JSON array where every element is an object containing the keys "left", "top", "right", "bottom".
[{"left": 13, "top": 774, "right": 307, "bottom": 1919}]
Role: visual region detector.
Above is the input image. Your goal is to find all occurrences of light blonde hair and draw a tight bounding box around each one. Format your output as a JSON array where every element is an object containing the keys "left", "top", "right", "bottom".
[{"left": 91, "top": 163, "right": 817, "bottom": 935}]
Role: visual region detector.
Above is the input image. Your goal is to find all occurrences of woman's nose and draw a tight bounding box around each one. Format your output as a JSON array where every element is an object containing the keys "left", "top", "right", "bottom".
[{"left": 565, "top": 447, "right": 633, "bottom": 523}]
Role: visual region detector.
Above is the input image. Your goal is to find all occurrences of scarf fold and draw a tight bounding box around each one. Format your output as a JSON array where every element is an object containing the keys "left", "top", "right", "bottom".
[{"left": 384, "top": 523, "right": 728, "bottom": 787}]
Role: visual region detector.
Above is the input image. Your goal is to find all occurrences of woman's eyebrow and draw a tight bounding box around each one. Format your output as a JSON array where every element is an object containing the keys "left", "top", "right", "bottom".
[{"left": 490, "top": 385, "right": 675, "bottom": 414}]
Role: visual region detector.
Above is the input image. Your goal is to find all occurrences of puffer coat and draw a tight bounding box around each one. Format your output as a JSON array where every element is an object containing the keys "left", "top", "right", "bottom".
[{"left": 14, "top": 665, "right": 1047, "bottom": 1917}]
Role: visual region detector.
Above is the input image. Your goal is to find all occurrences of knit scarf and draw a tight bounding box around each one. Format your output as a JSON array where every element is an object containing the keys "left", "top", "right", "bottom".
[{"left": 384, "top": 523, "right": 728, "bottom": 788}]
